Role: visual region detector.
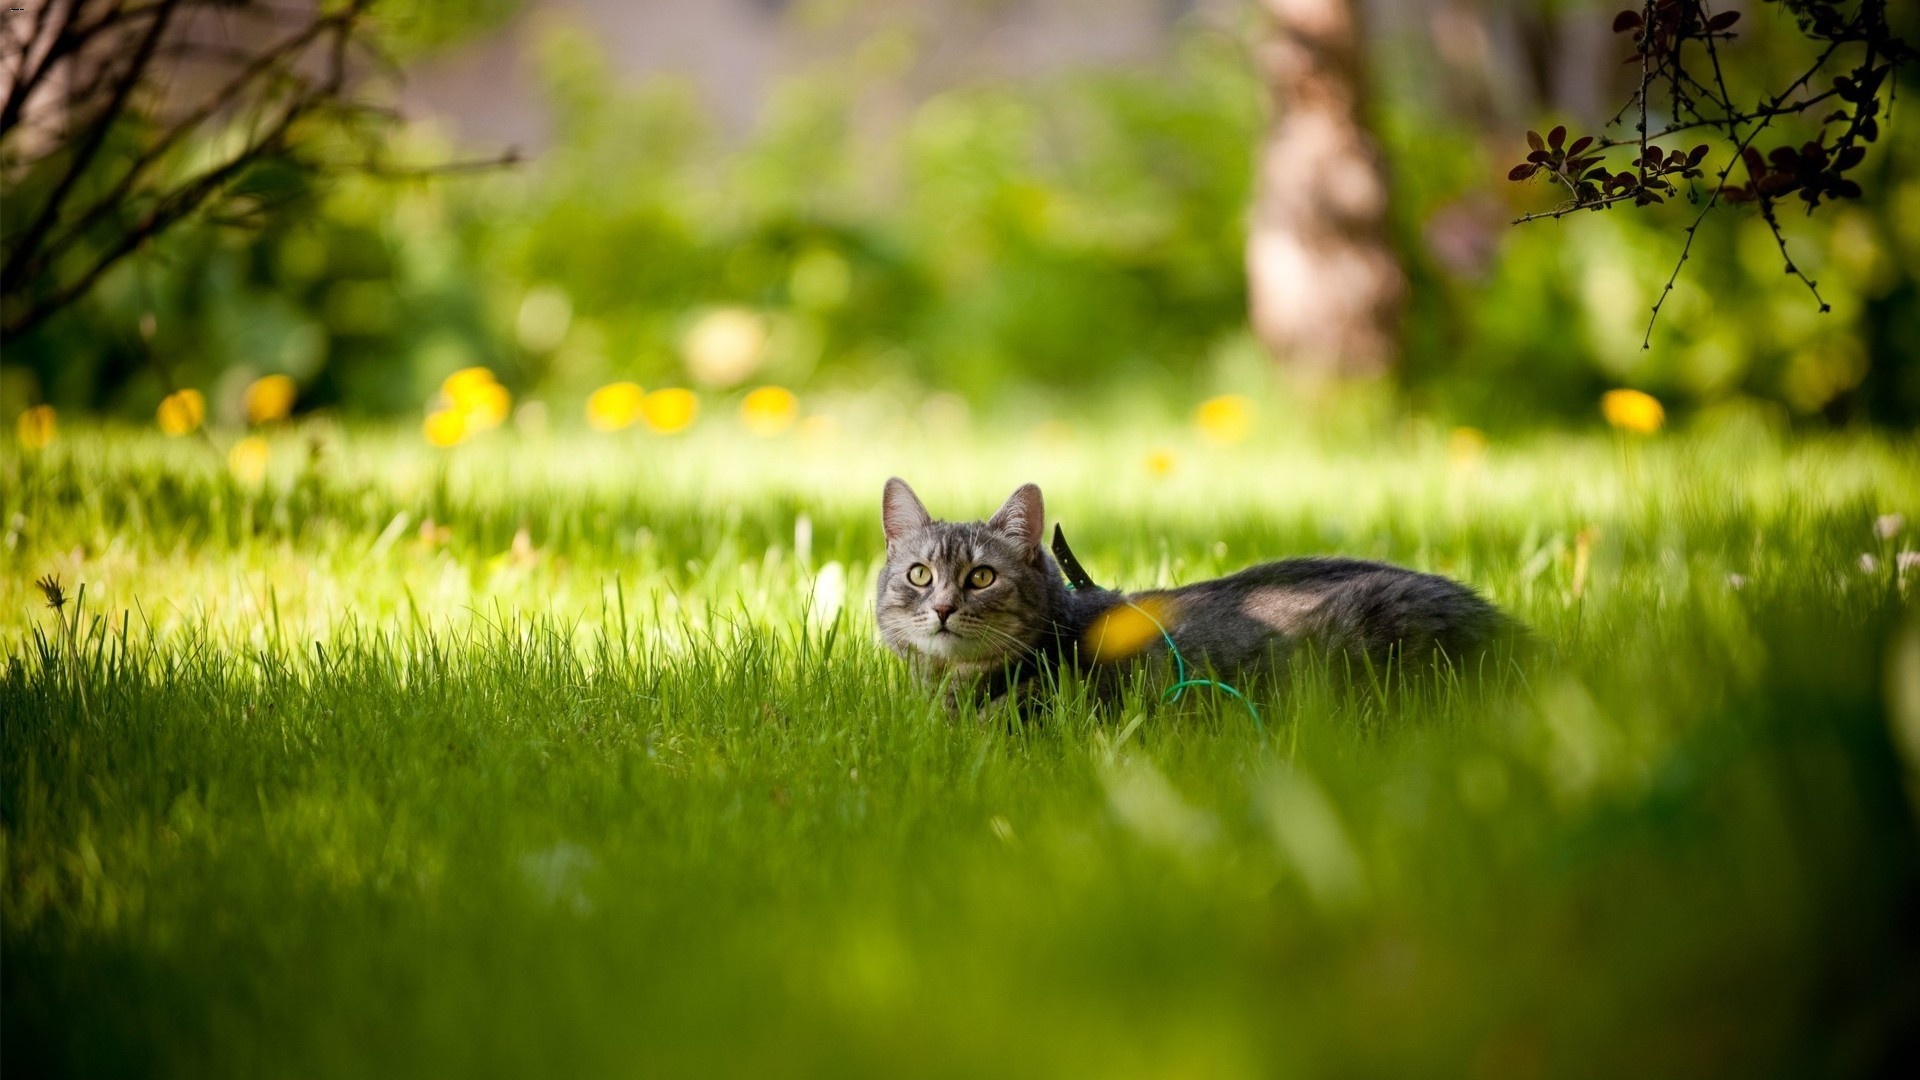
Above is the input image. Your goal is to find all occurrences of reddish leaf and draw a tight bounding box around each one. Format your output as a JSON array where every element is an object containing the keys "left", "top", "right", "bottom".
[
  {"left": 1706, "top": 11, "right": 1740, "bottom": 31},
  {"left": 1688, "top": 144, "right": 1709, "bottom": 166},
  {"left": 1526, "top": 130, "right": 1545, "bottom": 153},
  {"left": 1528, "top": 149, "right": 1552, "bottom": 164},
  {"left": 1549, "top": 125, "right": 1567, "bottom": 150},
  {"left": 1508, "top": 163, "right": 1540, "bottom": 181},
  {"left": 1568, "top": 136, "right": 1594, "bottom": 156},
  {"left": 1612, "top": 10, "right": 1642, "bottom": 32}
]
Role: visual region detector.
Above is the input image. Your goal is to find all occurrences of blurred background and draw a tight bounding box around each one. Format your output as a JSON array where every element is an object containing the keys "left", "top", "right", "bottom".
[{"left": 5, "top": 0, "right": 1918, "bottom": 436}]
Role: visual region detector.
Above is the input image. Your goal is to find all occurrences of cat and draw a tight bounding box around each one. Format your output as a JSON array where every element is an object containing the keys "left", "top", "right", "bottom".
[{"left": 874, "top": 477, "right": 1515, "bottom": 710}]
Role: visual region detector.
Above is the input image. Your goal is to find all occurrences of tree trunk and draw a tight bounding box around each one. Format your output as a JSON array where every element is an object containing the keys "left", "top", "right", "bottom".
[{"left": 1247, "top": 0, "right": 1404, "bottom": 378}]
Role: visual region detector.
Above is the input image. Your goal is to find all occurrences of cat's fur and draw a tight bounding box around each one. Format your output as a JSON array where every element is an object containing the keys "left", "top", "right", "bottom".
[{"left": 875, "top": 478, "right": 1513, "bottom": 709}]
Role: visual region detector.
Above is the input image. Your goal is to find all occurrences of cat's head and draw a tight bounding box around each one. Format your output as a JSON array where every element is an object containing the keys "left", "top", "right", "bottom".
[{"left": 874, "top": 478, "right": 1060, "bottom": 671}]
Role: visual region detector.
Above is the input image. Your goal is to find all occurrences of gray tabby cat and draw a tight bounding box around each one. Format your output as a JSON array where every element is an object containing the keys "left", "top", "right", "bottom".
[{"left": 875, "top": 477, "right": 1513, "bottom": 709}]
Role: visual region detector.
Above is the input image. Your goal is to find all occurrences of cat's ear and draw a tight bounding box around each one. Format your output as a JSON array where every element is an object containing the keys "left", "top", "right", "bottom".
[
  {"left": 987, "top": 483, "right": 1044, "bottom": 556},
  {"left": 882, "top": 477, "right": 931, "bottom": 546}
]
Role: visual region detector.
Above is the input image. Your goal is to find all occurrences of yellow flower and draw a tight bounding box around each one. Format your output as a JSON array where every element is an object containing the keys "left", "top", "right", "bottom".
[
  {"left": 464, "top": 381, "right": 512, "bottom": 431},
  {"left": 799, "top": 413, "right": 838, "bottom": 445},
  {"left": 1194, "top": 394, "right": 1253, "bottom": 446},
  {"left": 739, "top": 386, "right": 799, "bottom": 437},
  {"left": 1145, "top": 448, "right": 1177, "bottom": 477},
  {"left": 585, "top": 382, "right": 645, "bottom": 431},
  {"left": 1601, "top": 389, "right": 1664, "bottom": 434},
  {"left": 1083, "top": 596, "right": 1181, "bottom": 664},
  {"left": 243, "top": 374, "right": 297, "bottom": 424},
  {"left": 17, "top": 405, "right": 56, "bottom": 450},
  {"left": 1448, "top": 426, "right": 1488, "bottom": 465},
  {"left": 682, "top": 308, "right": 765, "bottom": 388},
  {"left": 228, "top": 435, "right": 271, "bottom": 484},
  {"left": 423, "top": 408, "right": 469, "bottom": 447},
  {"left": 157, "top": 389, "right": 206, "bottom": 436},
  {"left": 641, "top": 388, "right": 699, "bottom": 434},
  {"left": 440, "top": 367, "right": 510, "bottom": 430},
  {"left": 441, "top": 366, "right": 499, "bottom": 409}
]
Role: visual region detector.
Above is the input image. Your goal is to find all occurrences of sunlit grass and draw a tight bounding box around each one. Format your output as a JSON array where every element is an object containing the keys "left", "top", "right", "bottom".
[{"left": 4, "top": 416, "right": 1918, "bottom": 1078}]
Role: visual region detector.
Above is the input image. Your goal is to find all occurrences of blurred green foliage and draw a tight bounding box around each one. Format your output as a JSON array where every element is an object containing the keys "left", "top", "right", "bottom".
[{"left": 4, "top": 6, "right": 1916, "bottom": 429}]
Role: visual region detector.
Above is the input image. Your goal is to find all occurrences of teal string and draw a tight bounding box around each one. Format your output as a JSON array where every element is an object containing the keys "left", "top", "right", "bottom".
[{"left": 1124, "top": 601, "right": 1263, "bottom": 732}]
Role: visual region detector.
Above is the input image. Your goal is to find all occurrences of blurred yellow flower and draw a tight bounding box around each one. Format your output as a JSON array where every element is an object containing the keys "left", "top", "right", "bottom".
[
  {"left": 434, "top": 367, "right": 510, "bottom": 433},
  {"left": 17, "top": 405, "right": 56, "bottom": 450},
  {"left": 157, "top": 389, "right": 206, "bottom": 436},
  {"left": 1194, "top": 394, "right": 1253, "bottom": 445},
  {"left": 244, "top": 374, "right": 297, "bottom": 424},
  {"left": 1084, "top": 596, "right": 1180, "bottom": 664},
  {"left": 740, "top": 386, "right": 799, "bottom": 437},
  {"left": 682, "top": 308, "right": 765, "bottom": 388},
  {"left": 1601, "top": 389, "right": 1664, "bottom": 434},
  {"left": 642, "top": 388, "right": 699, "bottom": 434},
  {"left": 442, "top": 366, "right": 498, "bottom": 407},
  {"left": 228, "top": 435, "right": 271, "bottom": 484},
  {"left": 1145, "top": 448, "right": 1177, "bottom": 477},
  {"left": 423, "top": 408, "right": 469, "bottom": 447},
  {"left": 586, "top": 382, "right": 646, "bottom": 431},
  {"left": 466, "top": 381, "right": 512, "bottom": 431},
  {"left": 1448, "top": 426, "right": 1488, "bottom": 465},
  {"left": 799, "top": 413, "right": 838, "bottom": 445}
]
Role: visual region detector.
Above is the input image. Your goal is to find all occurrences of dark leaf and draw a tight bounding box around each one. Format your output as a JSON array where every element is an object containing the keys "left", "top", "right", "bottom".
[
  {"left": 1832, "top": 178, "right": 1862, "bottom": 199},
  {"left": 1576, "top": 182, "right": 1600, "bottom": 202},
  {"left": 1861, "top": 118, "right": 1879, "bottom": 142},
  {"left": 1527, "top": 130, "right": 1545, "bottom": 153},
  {"left": 1549, "top": 125, "right": 1567, "bottom": 150},
  {"left": 1834, "top": 146, "right": 1865, "bottom": 171},
  {"left": 1688, "top": 144, "right": 1709, "bottom": 166},
  {"left": 1756, "top": 172, "right": 1797, "bottom": 196},
  {"left": 1528, "top": 149, "right": 1552, "bottom": 164},
  {"left": 1508, "top": 163, "right": 1540, "bottom": 181},
  {"left": 1768, "top": 147, "right": 1799, "bottom": 169},
  {"left": 1612, "top": 9, "right": 1643, "bottom": 32},
  {"left": 1707, "top": 11, "right": 1740, "bottom": 31},
  {"left": 1583, "top": 167, "right": 1611, "bottom": 183},
  {"left": 1568, "top": 136, "right": 1594, "bottom": 156},
  {"left": 1723, "top": 186, "right": 1753, "bottom": 203}
]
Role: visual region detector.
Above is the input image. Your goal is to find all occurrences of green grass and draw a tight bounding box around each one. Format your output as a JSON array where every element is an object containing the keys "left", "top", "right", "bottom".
[{"left": 5, "top": 418, "right": 1920, "bottom": 1078}]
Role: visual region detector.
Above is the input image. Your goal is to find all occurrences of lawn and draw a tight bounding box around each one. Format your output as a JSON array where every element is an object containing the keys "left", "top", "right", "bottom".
[{"left": 5, "top": 416, "right": 1919, "bottom": 1078}]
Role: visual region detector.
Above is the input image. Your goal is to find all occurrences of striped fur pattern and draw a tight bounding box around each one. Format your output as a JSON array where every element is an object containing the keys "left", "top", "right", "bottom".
[{"left": 876, "top": 479, "right": 1514, "bottom": 709}]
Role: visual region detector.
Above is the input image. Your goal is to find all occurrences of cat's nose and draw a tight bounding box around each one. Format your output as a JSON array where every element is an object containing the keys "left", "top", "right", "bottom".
[{"left": 932, "top": 602, "right": 955, "bottom": 625}]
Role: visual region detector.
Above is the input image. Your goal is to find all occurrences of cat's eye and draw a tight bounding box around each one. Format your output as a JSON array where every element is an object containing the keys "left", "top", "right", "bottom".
[
  {"left": 906, "top": 563, "right": 932, "bottom": 587},
  {"left": 967, "top": 566, "right": 996, "bottom": 589}
]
